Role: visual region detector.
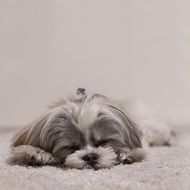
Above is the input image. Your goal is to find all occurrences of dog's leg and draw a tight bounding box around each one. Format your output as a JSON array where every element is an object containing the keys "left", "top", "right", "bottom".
[
  {"left": 7, "top": 145, "right": 57, "bottom": 166},
  {"left": 119, "top": 147, "right": 147, "bottom": 164}
]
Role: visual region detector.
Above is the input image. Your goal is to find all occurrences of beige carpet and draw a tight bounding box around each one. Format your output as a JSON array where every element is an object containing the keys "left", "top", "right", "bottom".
[{"left": 0, "top": 126, "right": 190, "bottom": 190}]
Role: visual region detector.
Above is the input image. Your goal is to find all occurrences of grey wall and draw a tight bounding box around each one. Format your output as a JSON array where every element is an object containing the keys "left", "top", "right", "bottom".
[{"left": 0, "top": 0, "right": 190, "bottom": 126}]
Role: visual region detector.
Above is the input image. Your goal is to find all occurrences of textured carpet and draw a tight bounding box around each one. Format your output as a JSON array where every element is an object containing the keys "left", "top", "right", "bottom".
[{"left": 0, "top": 126, "right": 190, "bottom": 190}]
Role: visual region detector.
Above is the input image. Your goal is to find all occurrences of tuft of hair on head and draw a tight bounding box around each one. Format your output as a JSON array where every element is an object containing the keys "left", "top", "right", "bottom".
[{"left": 76, "top": 88, "right": 86, "bottom": 96}]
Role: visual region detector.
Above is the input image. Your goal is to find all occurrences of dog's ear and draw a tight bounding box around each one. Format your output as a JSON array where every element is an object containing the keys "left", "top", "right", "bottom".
[
  {"left": 11, "top": 112, "right": 51, "bottom": 147},
  {"left": 108, "top": 105, "right": 143, "bottom": 149},
  {"left": 11, "top": 126, "right": 30, "bottom": 146},
  {"left": 124, "top": 117, "right": 143, "bottom": 148}
]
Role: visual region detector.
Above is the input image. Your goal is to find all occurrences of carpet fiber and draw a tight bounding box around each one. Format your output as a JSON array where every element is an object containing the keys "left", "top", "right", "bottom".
[{"left": 0, "top": 126, "right": 190, "bottom": 190}]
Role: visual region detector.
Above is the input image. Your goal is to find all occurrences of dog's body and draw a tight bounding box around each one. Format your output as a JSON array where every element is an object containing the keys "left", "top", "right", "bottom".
[{"left": 7, "top": 90, "right": 174, "bottom": 169}]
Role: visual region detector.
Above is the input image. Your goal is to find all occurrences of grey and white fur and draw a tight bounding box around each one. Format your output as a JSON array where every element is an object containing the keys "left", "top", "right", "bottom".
[{"left": 7, "top": 88, "right": 174, "bottom": 169}]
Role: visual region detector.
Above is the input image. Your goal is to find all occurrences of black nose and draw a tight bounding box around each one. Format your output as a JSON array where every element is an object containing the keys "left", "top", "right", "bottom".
[{"left": 82, "top": 153, "right": 99, "bottom": 166}]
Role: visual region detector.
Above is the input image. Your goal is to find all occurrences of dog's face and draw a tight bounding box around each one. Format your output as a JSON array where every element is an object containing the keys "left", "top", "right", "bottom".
[{"left": 36, "top": 94, "right": 142, "bottom": 169}]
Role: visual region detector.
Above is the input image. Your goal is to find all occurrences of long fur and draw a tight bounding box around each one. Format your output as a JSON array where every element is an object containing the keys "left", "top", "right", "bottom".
[{"left": 7, "top": 92, "right": 172, "bottom": 169}]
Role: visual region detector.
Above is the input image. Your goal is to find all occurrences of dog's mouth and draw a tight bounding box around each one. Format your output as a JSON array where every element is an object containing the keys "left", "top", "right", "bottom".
[
  {"left": 64, "top": 146, "right": 118, "bottom": 169},
  {"left": 63, "top": 150, "right": 133, "bottom": 170}
]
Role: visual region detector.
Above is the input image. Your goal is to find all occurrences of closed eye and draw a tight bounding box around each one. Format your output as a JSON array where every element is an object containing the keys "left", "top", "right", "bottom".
[
  {"left": 94, "top": 140, "right": 108, "bottom": 147},
  {"left": 63, "top": 145, "right": 80, "bottom": 151},
  {"left": 70, "top": 146, "right": 80, "bottom": 151},
  {"left": 94, "top": 139, "right": 125, "bottom": 150}
]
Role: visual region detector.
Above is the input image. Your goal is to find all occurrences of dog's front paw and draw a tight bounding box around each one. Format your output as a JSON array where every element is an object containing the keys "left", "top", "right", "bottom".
[
  {"left": 30, "top": 150, "right": 56, "bottom": 166},
  {"left": 118, "top": 153, "right": 134, "bottom": 165},
  {"left": 118, "top": 148, "right": 146, "bottom": 165},
  {"left": 7, "top": 145, "right": 57, "bottom": 166}
]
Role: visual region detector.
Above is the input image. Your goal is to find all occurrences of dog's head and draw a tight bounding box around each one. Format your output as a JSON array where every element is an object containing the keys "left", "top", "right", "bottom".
[{"left": 12, "top": 93, "right": 143, "bottom": 169}]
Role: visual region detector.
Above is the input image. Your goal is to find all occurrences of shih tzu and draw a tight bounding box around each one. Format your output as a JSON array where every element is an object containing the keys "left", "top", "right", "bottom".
[{"left": 7, "top": 88, "right": 174, "bottom": 169}]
